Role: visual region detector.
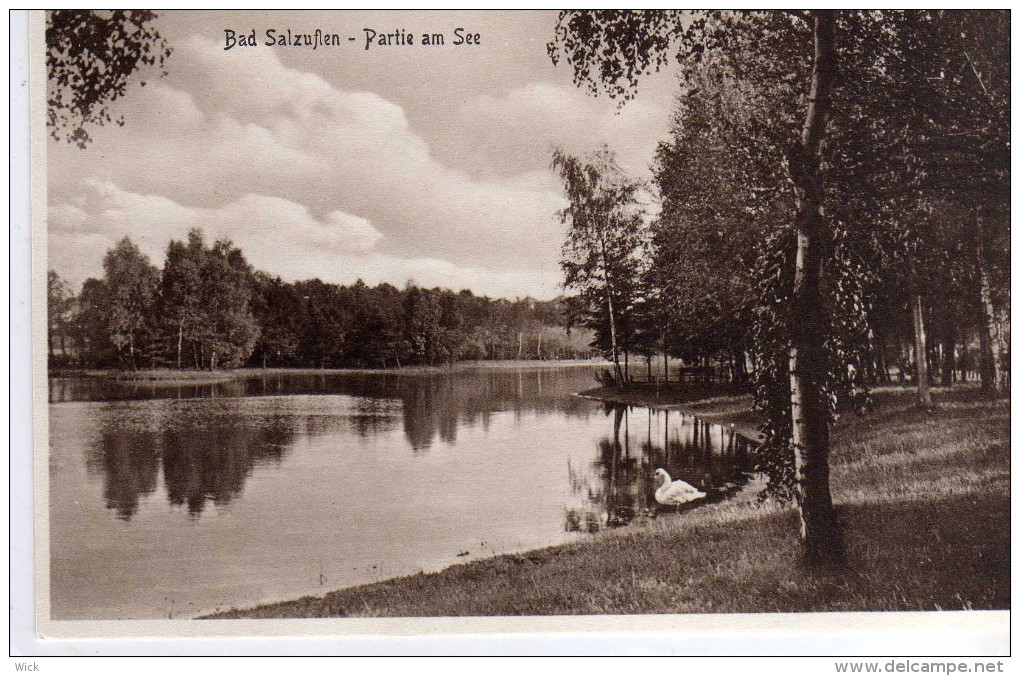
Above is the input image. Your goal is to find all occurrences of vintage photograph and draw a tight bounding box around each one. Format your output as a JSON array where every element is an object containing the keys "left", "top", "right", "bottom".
[{"left": 35, "top": 8, "right": 1008, "bottom": 641}]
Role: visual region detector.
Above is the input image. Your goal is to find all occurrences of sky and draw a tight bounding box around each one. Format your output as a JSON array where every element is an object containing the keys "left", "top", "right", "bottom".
[{"left": 47, "top": 10, "right": 680, "bottom": 300}]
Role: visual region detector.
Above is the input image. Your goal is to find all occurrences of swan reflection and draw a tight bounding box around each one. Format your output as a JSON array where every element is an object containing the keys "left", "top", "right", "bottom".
[{"left": 565, "top": 406, "right": 755, "bottom": 532}]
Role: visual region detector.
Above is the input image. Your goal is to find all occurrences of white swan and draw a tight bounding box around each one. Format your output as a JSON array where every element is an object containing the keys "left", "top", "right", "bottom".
[{"left": 653, "top": 468, "right": 707, "bottom": 505}]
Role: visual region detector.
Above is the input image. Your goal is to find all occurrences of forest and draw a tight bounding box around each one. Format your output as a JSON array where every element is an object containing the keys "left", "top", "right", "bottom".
[
  {"left": 544, "top": 10, "right": 1009, "bottom": 564},
  {"left": 549, "top": 11, "right": 1009, "bottom": 403},
  {"left": 46, "top": 230, "right": 593, "bottom": 370}
]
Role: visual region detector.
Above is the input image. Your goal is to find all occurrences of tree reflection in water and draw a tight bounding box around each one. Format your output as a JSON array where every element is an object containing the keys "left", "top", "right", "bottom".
[
  {"left": 159, "top": 414, "right": 292, "bottom": 517},
  {"left": 84, "top": 402, "right": 296, "bottom": 520},
  {"left": 565, "top": 405, "right": 755, "bottom": 532},
  {"left": 70, "top": 368, "right": 599, "bottom": 520},
  {"left": 59, "top": 368, "right": 596, "bottom": 450},
  {"left": 84, "top": 428, "right": 161, "bottom": 521}
]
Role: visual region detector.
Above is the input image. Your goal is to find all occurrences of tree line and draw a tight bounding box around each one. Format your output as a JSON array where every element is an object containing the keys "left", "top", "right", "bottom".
[
  {"left": 549, "top": 10, "right": 1009, "bottom": 563},
  {"left": 48, "top": 230, "right": 593, "bottom": 370}
]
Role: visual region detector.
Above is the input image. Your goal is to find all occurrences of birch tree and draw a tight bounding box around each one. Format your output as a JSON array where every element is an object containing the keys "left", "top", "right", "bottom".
[
  {"left": 553, "top": 146, "right": 645, "bottom": 387},
  {"left": 103, "top": 237, "right": 158, "bottom": 370},
  {"left": 549, "top": 9, "right": 846, "bottom": 563}
]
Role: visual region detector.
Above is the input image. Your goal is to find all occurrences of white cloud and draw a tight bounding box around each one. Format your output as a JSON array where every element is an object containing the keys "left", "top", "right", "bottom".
[
  {"left": 48, "top": 181, "right": 558, "bottom": 299},
  {"left": 447, "top": 81, "right": 674, "bottom": 181},
  {"left": 47, "top": 31, "right": 672, "bottom": 300}
]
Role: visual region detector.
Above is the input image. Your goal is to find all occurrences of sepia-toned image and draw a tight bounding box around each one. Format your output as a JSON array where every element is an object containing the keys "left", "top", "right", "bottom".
[{"left": 31, "top": 9, "right": 1008, "bottom": 647}]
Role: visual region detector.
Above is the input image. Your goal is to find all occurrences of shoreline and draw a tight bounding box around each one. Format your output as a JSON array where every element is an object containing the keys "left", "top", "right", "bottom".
[
  {"left": 202, "top": 386, "right": 764, "bottom": 620},
  {"left": 575, "top": 384, "right": 762, "bottom": 441},
  {"left": 202, "top": 384, "right": 1008, "bottom": 618},
  {"left": 49, "top": 359, "right": 608, "bottom": 386},
  {"left": 202, "top": 471, "right": 774, "bottom": 621}
]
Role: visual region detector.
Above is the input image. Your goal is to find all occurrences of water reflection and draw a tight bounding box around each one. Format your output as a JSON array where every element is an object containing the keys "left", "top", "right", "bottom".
[
  {"left": 77, "top": 388, "right": 753, "bottom": 527},
  {"left": 83, "top": 402, "right": 298, "bottom": 519},
  {"left": 49, "top": 367, "right": 764, "bottom": 620},
  {"left": 565, "top": 406, "right": 755, "bottom": 532},
  {"left": 159, "top": 414, "right": 292, "bottom": 517},
  {"left": 84, "top": 427, "right": 161, "bottom": 521},
  {"left": 64, "top": 369, "right": 598, "bottom": 522},
  {"left": 51, "top": 369, "right": 595, "bottom": 455}
]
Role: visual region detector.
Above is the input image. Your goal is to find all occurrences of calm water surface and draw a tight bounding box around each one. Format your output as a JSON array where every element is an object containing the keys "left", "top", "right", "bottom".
[{"left": 49, "top": 368, "right": 754, "bottom": 619}]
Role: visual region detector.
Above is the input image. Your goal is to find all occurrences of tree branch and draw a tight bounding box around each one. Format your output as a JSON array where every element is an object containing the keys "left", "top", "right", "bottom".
[{"left": 783, "top": 10, "right": 811, "bottom": 24}]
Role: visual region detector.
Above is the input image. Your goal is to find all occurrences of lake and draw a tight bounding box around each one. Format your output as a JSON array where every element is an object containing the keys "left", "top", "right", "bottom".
[{"left": 48, "top": 367, "right": 755, "bottom": 619}]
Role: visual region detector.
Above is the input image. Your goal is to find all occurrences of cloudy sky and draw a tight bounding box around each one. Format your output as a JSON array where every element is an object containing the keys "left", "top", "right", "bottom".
[{"left": 48, "top": 10, "right": 679, "bottom": 300}]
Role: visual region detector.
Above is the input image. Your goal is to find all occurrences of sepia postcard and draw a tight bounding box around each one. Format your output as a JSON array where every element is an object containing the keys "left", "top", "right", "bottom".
[{"left": 23, "top": 9, "right": 1009, "bottom": 653}]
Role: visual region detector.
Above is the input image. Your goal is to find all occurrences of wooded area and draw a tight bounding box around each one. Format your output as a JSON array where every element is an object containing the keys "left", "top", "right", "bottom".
[
  {"left": 548, "top": 10, "right": 1009, "bottom": 564},
  {"left": 47, "top": 230, "right": 593, "bottom": 370},
  {"left": 550, "top": 10, "right": 1008, "bottom": 394}
]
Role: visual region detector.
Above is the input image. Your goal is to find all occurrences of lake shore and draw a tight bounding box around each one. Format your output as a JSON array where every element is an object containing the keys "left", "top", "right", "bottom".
[
  {"left": 49, "top": 359, "right": 607, "bottom": 386},
  {"left": 50, "top": 368, "right": 240, "bottom": 386},
  {"left": 576, "top": 383, "right": 762, "bottom": 441},
  {"left": 204, "top": 383, "right": 1009, "bottom": 618}
]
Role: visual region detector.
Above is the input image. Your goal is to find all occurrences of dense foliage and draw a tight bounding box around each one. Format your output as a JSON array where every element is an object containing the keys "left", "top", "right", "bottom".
[
  {"left": 48, "top": 231, "right": 592, "bottom": 370},
  {"left": 550, "top": 10, "right": 1010, "bottom": 508}
]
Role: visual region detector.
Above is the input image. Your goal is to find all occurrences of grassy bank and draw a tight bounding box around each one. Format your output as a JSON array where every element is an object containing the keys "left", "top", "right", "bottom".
[{"left": 207, "top": 384, "right": 1009, "bottom": 618}]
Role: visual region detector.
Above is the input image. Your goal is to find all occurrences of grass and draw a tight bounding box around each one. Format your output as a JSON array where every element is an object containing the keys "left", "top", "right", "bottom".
[{"left": 204, "top": 384, "right": 1009, "bottom": 618}]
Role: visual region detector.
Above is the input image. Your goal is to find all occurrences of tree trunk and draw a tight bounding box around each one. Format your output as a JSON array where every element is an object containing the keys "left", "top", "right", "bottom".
[
  {"left": 662, "top": 332, "right": 669, "bottom": 384},
  {"left": 517, "top": 332, "right": 523, "bottom": 360},
  {"left": 210, "top": 349, "right": 216, "bottom": 371},
  {"left": 176, "top": 323, "right": 184, "bottom": 369},
  {"left": 960, "top": 343, "right": 969, "bottom": 382},
  {"left": 605, "top": 293, "right": 622, "bottom": 383},
  {"left": 129, "top": 332, "right": 137, "bottom": 371},
  {"left": 912, "top": 295, "right": 932, "bottom": 407},
  {"left": 599, "top": 239, "right": 623, "bottom": 386},
  {"left": 872, "top": 329, "right": 887, "bottom": 385},
  {"left": 880, "top": 333, "right": 891, "bottom": 385},
  {"left": 787, "top": 11, "right": 844, "bottom": 566},
  {"left": 624, "top": 349, "right": 630, "bottom": 382},
  {"left": 895, "top": 341, "right": 905, "bottom": 383},
  {"left": 975, "top": 206, "right": 1002, "bottom": 392},
  {"left": 733, "top": 350, "right": 747, "bottom": 383},
  {"left": 929, "top": 339, "right": 941, "bottom": 386}
]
